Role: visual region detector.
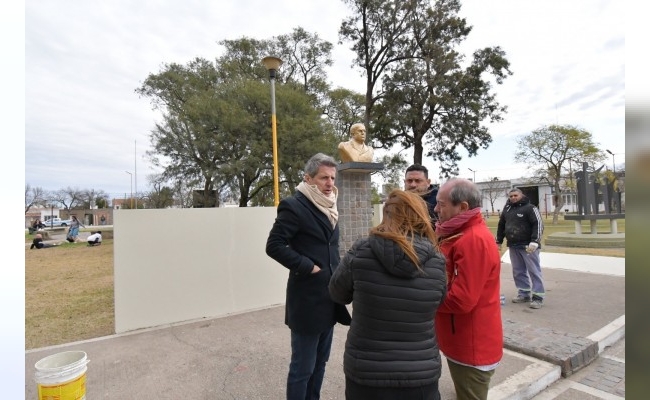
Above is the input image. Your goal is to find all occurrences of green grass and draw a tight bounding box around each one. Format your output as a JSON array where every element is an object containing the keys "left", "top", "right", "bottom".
[{"left": 484, "top": 215, "right": 625, "bottom": 258}]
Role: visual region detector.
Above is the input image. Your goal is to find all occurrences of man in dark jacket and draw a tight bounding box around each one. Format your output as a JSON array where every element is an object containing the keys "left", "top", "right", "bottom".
[
  {"left": 404, "top": 164, "right": 439, "bottom": 226},
  {"left": 496, "top": 188, "right": 545, "bottom": 309},
  {"left": 266, "top": 153, "right": 352, "bottom": 400}
]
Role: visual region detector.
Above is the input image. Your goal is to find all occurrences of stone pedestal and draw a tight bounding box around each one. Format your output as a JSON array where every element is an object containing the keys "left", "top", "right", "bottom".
[{"left": 336, "top": 162, "right": 384, "bottom": 258}]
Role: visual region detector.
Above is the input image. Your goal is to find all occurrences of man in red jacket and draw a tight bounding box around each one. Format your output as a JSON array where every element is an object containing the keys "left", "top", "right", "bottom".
[{"left": 433, "top": 178, "right": 503, "bottom": 400}]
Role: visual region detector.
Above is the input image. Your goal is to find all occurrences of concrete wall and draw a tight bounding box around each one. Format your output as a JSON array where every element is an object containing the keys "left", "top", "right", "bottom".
[
  {"left": 372, "top": 203, "right": 384, "bottom": 227},
  {"left": 113, "top": 208, "right": 287, "bottom": 333}
]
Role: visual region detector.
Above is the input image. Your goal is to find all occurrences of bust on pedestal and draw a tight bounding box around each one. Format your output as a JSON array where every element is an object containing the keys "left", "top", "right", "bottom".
[
  {"left": 336, "top": 123, "right": 383, "bottom": 257},
  {"left": 338, "top": 123, "right": 374, "bottom": 163}
]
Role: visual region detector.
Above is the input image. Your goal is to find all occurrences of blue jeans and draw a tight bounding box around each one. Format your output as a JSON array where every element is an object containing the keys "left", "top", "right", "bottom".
[
  {"left": 287, "top": 326, "right": 334, "bottom": 400},
  {"left": 509, "top": 247, "right": 545, "bottom": 299},
  {"left": 69, "top": 226, "right": 79, "bottom": 238}
]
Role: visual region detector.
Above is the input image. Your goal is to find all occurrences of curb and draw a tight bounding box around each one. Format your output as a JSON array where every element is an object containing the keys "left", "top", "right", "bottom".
[
  {"left": 503, "top": 320, "right": 598, "bottom": 377},
  {"left": 488, "top": 350, "right": 561, "bottom": 400},
  {"left": 587, "top": 315, "right": 625, "bottom": 354},
  {"left": 491, "top": 315, "right": 625, "bottom": 399}
]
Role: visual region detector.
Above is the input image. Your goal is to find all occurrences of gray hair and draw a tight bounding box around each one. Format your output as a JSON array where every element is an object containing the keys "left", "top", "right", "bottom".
[
  {"left": 304, "top": 153, "right": 338, "bottom": 177},
  {"left": 509, "top": 188, "right": 523, "bottom": 195},
  {"left": 446, "top": 178, "right": 482, "bottom": 209}
]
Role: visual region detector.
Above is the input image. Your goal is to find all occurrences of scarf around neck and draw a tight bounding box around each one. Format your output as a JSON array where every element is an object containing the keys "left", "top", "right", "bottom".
[
  {"left": 435, "top": 207, "right": 482, "bottom": 238},
  {"left": 296, "top": 181, "right": 339, "bottom": 228}
]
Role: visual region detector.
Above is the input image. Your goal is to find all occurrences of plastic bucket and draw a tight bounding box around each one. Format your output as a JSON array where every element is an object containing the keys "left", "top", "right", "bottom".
[{"left": 34, "top": 351, "right": 89, "bottom": 400}]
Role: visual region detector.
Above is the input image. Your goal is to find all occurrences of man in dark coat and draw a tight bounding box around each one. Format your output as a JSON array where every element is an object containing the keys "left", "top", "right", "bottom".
[
  {"left": 266, "top": 153, "right": 351, "bottom": 400},
  {"left": 496, "top": 188, "right": 545, "bottom": 309},
  {"left": 404, "top": 164, "right": 439, "bottom": 226}
]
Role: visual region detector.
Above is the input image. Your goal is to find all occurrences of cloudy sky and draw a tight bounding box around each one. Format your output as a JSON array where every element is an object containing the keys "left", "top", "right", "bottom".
[{"left": 23, "top": 0, "right": 625, "bottom": 198}]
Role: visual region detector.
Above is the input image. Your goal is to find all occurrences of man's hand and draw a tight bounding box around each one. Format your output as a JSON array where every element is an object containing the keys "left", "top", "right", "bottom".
[
  {"left": 496, "top": 241, "right": 502, "bottom": 251},
  {"left": 526, "top": 242, "right": 539, "bottom": 254},
  {"left": 311, "top": 265, "right": 321, "bottom": 274}
]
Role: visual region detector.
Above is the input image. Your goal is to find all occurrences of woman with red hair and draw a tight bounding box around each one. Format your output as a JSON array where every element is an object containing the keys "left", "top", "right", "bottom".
[{"left": 329, "top": 189, "right": 447, "bottom": 400}]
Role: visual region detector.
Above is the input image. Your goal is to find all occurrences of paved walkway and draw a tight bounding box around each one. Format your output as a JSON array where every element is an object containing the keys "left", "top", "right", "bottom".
[
  {"left": 25, "top": 252, "right": 625, "bottom": 399},
  {"left": 503, "top": 250, "right": 626, "bottom": 277}
]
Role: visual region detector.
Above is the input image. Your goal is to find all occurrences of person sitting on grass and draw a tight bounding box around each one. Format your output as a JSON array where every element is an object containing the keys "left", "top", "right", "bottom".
[
  {"left": 30, "top": 234, "right": 57, "bottom": 249},
  {"left": 87, "top": 231, "right": 102, "bottom": 246}
]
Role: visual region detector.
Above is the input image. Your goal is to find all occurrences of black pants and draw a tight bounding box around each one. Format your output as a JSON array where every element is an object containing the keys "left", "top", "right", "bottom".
[{"left": 345, "top": 377, "right": 440, "bottom": 400}]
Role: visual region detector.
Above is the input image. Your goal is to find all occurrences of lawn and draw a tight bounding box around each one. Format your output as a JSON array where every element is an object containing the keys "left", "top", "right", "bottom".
[
  {"left": 25, "top": 238, "right": 115, "bottom": 350},
  {"left": 484, "top": 216, "right": 625, "bottom": 258},
  {"left": 24, "top": 216, "right": 624, "bottom": 350}
]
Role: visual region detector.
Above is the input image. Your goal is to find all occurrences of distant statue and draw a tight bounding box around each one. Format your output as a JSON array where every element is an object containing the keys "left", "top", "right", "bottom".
[
  {"left": 575, "top": 163, "right": 610, "bottom": 216},
  {"left": 575, "top": 169, "right": 587, "bottom": 215},
  {"left": 338, "top": 123, "right": 374, "bottom": 163}
]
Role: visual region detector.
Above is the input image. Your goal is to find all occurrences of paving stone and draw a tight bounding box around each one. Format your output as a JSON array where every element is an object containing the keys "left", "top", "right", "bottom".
[
  {"left": 573, "top": 356, "right": 626, "bottom": 396},
  {"left": 503, "top": 319, "right": 598, "bottom": 377}
]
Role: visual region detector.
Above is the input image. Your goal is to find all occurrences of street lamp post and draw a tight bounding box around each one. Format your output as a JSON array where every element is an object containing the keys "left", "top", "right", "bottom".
[
  {"left": 125, "top": 171, "right": 133, "bottom": 209},
  {"left": 606, "top": 149, "right": 616, "bottom": 174},
  {"left": 262, "top": 56, "right": 283, "bottom": 207},
  {"left": 468, "top": 168, "right": 476, "bottom": 182}
]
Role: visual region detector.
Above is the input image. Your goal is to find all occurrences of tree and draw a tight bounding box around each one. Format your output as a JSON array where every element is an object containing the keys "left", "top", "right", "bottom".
[
  {"left": 370, "top": 183, "right": 382, "bottom": 204},
  {"left": 137, "top": 58, "right": 228, "bottom": 207},
  {"left": 137, "top": 31, "right": 340, "bottom": 207},
  {"left": 171, "top": 177, "right": 196, "bottom": 208},
  {"left": 340, "top": 0, "right": 511, "bottom": 174},
  {"left": 144, "top": 174, "right": 176, "bottom": 209},
  {"left": 81, "top": 189, "right": 108, "bottom": 210},
  {"left": 340, "top": 0, "right": 416, "bottom": 130},
  {"left": 321, "top": 88, "right": 366, "bottom": 143},
  {"left": 514, "top": 124, "right": 604, "bottom": 224},
  {"left": 374, "top": 153, "right": 409, "bottom": 189},
  {"left": 214, "top": 79, "right": 336, "bottom": 206},
  {"left": 25, "top": 184, "right": 48, "bottom": 214},
  {"left": 482, "top": 178, "right": 510, "bottom": 213},
  {"left": 96, "top": 198, "right": 109, "bottom": 209},
  {"left": 275, "top": 27, "right": 334, "bottom": 102},
  {"left": 52, "top": 187, "right": 85, "bottom": 210}
]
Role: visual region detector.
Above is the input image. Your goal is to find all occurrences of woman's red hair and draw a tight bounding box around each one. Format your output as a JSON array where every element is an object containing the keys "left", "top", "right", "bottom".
[{"left": 370, "top": 189, "right": 437, "bottom": 269}]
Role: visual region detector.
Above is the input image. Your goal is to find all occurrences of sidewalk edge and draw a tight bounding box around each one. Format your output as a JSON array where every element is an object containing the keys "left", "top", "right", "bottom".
[{"left": 489, "top": 349, "right": 561, "bottom": 400}]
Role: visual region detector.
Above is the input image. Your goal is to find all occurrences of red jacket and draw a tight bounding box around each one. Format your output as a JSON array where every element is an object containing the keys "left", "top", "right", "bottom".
[{"left": 434, "top": 212, "right": 503, "bottom": 366}]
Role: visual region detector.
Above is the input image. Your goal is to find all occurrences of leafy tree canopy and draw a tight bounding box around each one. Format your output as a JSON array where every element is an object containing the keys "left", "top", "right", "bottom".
[
  {"left": 514, "top": 124, "right": 605, "bottom": 223},
  {"left": 340, "top": 0, "right": 512, "bottom": 176},
  {"left": 136, "top": 29, "right": 340, "bottom": 206}
]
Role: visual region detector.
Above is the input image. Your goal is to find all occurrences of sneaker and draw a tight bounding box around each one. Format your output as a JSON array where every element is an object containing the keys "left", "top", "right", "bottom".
[
  {"left": 530, "top": 299, "right": 543, "bottom": 309},
  {"left": 512, "top": 295, "right": 531, "bottom": 303}
]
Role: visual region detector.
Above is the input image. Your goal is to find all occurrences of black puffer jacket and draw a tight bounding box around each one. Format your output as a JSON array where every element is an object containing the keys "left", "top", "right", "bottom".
[{"left": 329, "top": 234, "right": 447, "bottom": 388}]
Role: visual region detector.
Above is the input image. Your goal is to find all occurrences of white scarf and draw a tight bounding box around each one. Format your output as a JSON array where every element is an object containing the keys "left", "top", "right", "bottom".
[{"left": 296, "top": 181, "right": 339, "bottom": 228}]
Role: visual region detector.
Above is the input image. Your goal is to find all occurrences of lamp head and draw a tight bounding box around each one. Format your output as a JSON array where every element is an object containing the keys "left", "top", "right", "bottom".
[
  {"left": 606, "top": 149, "right": 613, "bottom": 155},
  {"left": 262, "top": 56, "right": 283, "bottom": 76}
]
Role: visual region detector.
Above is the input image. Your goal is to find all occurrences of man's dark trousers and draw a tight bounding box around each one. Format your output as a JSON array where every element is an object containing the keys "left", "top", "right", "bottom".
[{"left": 286, "top": 326, "right": 334, "bottom": 400}]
